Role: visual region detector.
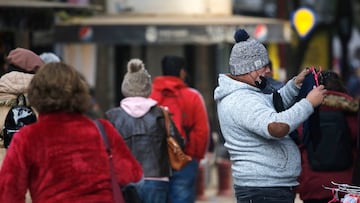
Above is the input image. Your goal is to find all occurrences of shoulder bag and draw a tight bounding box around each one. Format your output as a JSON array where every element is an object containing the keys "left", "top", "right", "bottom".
[
  {"left": 161, "top": 107, "right": 192, "bottom": 170},
  {"left": 95, "top": 120, "right": 141, "bottom": 203}
]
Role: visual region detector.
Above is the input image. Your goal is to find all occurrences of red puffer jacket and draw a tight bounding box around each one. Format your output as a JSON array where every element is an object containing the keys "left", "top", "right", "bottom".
[{"left": 150, "top": 76, "right": 210, "bottom": 161}]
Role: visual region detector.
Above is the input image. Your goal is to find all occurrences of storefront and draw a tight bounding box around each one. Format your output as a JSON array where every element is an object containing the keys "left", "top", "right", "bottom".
[
  {"left": 0, "top": 0, "right": 97, "bottom": 74},
  {"left": 53, "top": 13, "right": 291, "bottom": 127}
]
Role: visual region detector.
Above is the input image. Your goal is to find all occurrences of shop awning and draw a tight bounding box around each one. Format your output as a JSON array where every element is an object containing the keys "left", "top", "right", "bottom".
[
  {"left": 0, "top": 0, "right": 100, "bottom": 31},
  {"left": 54, "top": 14, "right": 291, "bottom": 44},
  {"left": 0, "top": 0, "right": 100, "bottom": 10}
]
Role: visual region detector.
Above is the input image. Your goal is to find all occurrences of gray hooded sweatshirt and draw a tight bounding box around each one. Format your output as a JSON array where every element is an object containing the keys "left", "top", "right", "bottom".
[{"left": 214, "top": 74, "right": 314, "bottom": 187}]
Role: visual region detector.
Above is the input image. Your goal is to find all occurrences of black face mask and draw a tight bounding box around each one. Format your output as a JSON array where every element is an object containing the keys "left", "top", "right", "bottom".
[
  {"left": 254, "top": 75, "right": 285, "bottom": 112},
  {"left": 254, "top": 76, "right": 268, "bottom": 90},
  {"left": 252, "top": 73, "right": 285, "bottom": 113}
]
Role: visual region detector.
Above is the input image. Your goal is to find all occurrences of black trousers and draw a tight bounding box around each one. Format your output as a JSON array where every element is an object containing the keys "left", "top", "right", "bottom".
[{"left": 234, "top": 185, "right": 296, "bottom": 203}]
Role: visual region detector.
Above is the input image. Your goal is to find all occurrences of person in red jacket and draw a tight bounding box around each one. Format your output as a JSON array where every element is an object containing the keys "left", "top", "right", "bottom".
[
  {"left": 296, "top": 70, "right": 359, "bottom": 203},
  {"left": 0, "top": 62, "right": 143, "bottom": 203},
  {"left": 150, "top": 55, "right": 210, "bottom": 203}
]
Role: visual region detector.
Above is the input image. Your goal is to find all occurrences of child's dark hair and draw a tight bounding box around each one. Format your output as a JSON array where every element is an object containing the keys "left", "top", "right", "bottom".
[{"left": 319, "top": 70, "right": 348, "bottom": 93}]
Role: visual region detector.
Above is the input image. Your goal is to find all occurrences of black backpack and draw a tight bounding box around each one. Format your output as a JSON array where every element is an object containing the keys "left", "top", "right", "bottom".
[
  {"left": 305, "top": 110, "right": 353, "bottom": 171},
  {"left": 2, "top": 94, "right": 37, "bottom": 148}
]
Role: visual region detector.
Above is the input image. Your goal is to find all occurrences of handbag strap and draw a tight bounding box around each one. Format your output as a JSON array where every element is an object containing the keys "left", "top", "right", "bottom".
[
  {"left": 95, "top": 120, "right": 125, "bottom": 203},
  {"left": 161, "top": 107, "right": 171, "bottom": 137}
]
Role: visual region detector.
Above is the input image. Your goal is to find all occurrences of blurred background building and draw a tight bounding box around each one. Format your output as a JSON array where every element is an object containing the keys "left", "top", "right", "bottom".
[
  {"left": 0, "top": 0, "right": 359, "bottom": 151},
  {"left": 1, "top": 1, "right": 359, "bottom": 202}
]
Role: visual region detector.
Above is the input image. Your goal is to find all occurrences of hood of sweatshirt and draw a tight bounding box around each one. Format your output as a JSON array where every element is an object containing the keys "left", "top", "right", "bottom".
[
  {"left": 214, "top": 74, "right": 261, "bottom": 102},
  {"left": 151, "top": 76, "right": 187, "bottom": 96},
  {"left": 322, "top": 90, "right": 359, "bottom": 113},
  {"left": 120, "top": 97, "right": 157, "bottom": 118},
  {"left": 0, "top": 71, "right": 33, "bottom": 106}
]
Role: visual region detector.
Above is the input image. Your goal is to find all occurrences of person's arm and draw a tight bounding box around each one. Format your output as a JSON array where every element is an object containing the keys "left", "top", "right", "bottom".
[
  {"left": 280, "top": 68, "right": 310, "bottom": 107},
  {"left": 267, "top": 85, "right": 325, "bottom": 139},
  {"left": 236, "top": 92, "right": 314, "bottom": 139},
  {"left": 0, "top": 132, "right": 29, "bottom": 203},
  {"left": 293, "top": 68, "right": 310, "bottom": 88},
  {"left": 185, "top": 93, "right": 210, "bottom": 161},
  {"left": 281, "top": 68, "right": 326, "bottom": 109}
]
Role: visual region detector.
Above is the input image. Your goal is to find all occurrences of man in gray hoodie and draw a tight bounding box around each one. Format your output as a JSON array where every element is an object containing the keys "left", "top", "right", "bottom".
[{"left": 214, "top": 29, "right": 326, "bottom": 203}]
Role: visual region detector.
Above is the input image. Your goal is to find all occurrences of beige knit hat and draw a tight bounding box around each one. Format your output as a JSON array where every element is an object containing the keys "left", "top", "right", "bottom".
[{"left": 121, "top": 59, "right": 152, "bottom": 97}]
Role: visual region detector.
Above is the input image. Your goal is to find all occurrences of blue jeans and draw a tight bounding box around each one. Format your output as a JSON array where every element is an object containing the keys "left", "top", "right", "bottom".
[
  {"left": 234, "top": 185, "right": 296, "bottom": 203},
  {"left": 136, "top": 180, "right": 169, "bottom": 203},
  {"left": 169, "top": 159, "right": 198, "bottom": 203}
]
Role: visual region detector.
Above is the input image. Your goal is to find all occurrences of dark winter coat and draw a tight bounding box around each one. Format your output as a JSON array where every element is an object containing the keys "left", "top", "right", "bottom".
[
  {"left": 106, "top": 105, "right": 177, "bottom": 178},
  {"left": 296, "top": 91, "right": 359, "bottom": 200}
]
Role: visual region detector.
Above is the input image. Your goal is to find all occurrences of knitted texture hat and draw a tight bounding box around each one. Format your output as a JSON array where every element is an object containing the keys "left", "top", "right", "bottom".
[
  {"left": 229, "top": 29, "right": 269, "bottom": 75},
  {"left": 40, "top": 52, "right": 60, "bottom": 64},
  {"left": 121, "top": 59, "right": 152, "bottom": 98},
  {"left": 6, "top": 48, "right": 44, "bottom": 72}
]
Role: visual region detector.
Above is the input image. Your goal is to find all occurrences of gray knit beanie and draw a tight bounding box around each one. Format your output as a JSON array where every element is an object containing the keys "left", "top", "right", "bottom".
[
  {"left": 229, "top": 29, "right": 269, "bottom": 75},
  {"left": 121, "top": 59, "right": 152, "bottom": 97}
]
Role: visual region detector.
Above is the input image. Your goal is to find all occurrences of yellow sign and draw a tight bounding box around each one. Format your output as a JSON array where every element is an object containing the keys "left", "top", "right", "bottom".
[{"left": 292, "top": 7, "right": 316, "bottom": 38}]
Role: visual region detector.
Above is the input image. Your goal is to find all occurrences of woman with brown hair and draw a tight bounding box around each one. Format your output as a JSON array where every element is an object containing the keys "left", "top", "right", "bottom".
[{"left": 0, "top": 62, "right": 143, "bottom": 202}]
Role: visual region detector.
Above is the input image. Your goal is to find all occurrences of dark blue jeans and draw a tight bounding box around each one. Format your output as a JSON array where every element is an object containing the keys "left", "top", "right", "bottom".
[
  {"left": 169, "top": 159, "right": 198, "bottom": 203},
  {"left": 234, "top": 185, "right": 296, "bottom": 203},
  {"left": 136, "top": 180, "right": 169, "bottom": 203}
]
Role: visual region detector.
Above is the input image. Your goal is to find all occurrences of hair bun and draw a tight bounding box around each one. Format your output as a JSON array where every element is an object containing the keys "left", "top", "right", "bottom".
[
  {"left": 234, "top": 29, "right": 250, "bottom": 43},
  {"left": 127, "top": 58, "right": 144, "bottom": 73}
]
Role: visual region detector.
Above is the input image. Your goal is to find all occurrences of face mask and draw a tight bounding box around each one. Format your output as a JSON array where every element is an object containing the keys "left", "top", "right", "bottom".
[
  {"left": 255, "top": 76, "right": 268, "bottom": 90},
  {"left": 254, "top": 74, "right": 284, "bottom": 112}
]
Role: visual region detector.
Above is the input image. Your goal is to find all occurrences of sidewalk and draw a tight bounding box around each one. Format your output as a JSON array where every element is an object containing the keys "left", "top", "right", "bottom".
[
  {"left": 195, "top": 160, "right": 303, "bottom": 203},
  {"left": 196, "top": 188, "right": 303, "bottom": 203},
  {"left": 195, "top": 159, "right": 235, "bottom": 203},
  {"left": 196, "top": 190, "right": 303, "bottom": 203},
  {"left": 196, "top": 185, "right": 235, "bottom": 203}
]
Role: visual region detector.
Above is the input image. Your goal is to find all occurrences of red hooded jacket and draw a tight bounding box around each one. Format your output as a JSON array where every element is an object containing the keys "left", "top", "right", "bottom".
[{"left": 150, "top": 76, "right": 210, "bottom": 161}]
